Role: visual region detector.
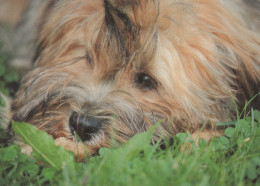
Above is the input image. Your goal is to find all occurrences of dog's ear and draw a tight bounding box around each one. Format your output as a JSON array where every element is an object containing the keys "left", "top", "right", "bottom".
[{"left": 95, "top": 0, "right": 159, "bottom": 66}]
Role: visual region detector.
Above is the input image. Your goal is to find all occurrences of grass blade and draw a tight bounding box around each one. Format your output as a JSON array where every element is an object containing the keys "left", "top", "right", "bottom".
[{"left": 12, "top": 121, "right": 75, "bottom": 170}]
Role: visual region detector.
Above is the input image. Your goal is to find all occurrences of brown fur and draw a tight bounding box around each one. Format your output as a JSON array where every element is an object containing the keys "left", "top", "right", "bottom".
[{"left": 3, "top": 0, "right": 260, "bottom": 159}]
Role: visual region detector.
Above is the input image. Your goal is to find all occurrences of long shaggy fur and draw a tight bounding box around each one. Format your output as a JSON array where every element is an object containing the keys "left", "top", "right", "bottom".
[{"left": 4, "top": 0, "right": 260, "bottom": 159}]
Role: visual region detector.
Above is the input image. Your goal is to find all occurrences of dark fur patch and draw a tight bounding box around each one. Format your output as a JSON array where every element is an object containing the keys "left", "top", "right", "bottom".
[{"left": 100, "top": 0, "right": 140, "bottom": 63}]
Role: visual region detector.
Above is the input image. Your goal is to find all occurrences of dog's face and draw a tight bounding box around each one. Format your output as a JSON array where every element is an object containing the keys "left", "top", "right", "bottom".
[{"left": 11, "top": 0, "right": 260, "bottom": 157}]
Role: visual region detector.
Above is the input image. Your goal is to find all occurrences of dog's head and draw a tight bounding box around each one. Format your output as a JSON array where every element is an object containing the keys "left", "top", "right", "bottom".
[{"left": 11, "top": 0, "right": 260, "bottom": 158}]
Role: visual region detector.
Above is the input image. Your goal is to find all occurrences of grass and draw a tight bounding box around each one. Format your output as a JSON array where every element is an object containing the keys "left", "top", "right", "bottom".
[
  {"left": 0, "top": 45, "right": 260, "bottom": 186},
  {"left": 0, "top": 43, "right": 19, "bottom": 98},
  {"left": 0, "top": 114, "right": 260, "bottom": 186}
]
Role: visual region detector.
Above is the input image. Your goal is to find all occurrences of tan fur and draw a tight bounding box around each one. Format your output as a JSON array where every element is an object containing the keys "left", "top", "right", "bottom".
[
  {"left": 5, "top": 0, "right": 260, "bottom": 160},
  {"left": 0, "top": 0, "right": 28, "bottom": 27}
]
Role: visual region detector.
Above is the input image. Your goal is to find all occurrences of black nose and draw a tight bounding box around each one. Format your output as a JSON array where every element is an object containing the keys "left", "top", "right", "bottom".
[{"left": 69, "top": 112, "right": 102, "bottom": 141}]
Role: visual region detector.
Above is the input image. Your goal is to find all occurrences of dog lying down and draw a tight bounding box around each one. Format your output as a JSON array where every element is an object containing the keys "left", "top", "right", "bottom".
[{"left": 0, "top": 0, "right": 259, "bottom": 160}]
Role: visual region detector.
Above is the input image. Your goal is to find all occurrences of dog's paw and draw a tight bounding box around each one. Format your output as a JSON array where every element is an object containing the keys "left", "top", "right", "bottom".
[{"left": 55, "top": 137, "right": 87, "bottom": 161}]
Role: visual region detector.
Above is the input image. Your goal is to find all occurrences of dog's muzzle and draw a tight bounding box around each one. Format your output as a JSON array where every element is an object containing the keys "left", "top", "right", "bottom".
[{"left": 69, "top": 112, "right": 102, "bottom": 141}]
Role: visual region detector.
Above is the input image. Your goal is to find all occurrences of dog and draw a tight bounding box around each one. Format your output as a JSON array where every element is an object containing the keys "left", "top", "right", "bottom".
[{"left": 1, "top": 0, "right": 260, "bottom": 160}]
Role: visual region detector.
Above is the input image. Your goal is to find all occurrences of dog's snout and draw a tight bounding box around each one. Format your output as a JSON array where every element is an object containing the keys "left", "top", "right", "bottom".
[{"left": 69, "top": 112, "right": 102, "bottom": 141}]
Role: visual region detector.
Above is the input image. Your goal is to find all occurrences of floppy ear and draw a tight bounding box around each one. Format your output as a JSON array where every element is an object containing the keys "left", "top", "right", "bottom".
[{"left": 96, "top": 0, "right": 159, "bottom": 65}]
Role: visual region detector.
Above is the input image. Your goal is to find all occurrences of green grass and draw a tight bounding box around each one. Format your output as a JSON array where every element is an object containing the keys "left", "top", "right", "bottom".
[
  {"left": 0, "top": 112, "right": 260, "bottom": 186},
  {"left": 0, "top": 43, "right": 19, "bottom": 98},
  {"left": 0, "top": 45, "right": 260, "bottom": 186}
]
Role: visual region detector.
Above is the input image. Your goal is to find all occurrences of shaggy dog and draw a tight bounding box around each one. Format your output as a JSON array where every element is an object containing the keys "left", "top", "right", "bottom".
[{"left": 1, "top": 0, "right": 260, "bottom": 159}]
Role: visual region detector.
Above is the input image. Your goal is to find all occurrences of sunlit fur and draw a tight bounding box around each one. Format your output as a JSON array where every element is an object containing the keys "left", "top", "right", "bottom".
[{"left": 11, "top": 0, "right": 260, "bottom": 159}]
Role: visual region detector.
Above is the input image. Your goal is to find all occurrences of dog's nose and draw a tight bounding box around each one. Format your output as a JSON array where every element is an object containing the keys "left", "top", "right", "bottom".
[{"left": 69, "top": 112, "right": 102, "bottom": 141}]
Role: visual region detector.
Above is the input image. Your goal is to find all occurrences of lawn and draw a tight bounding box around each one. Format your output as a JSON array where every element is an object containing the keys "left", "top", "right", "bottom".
[{"left": 0, "top": 45, "right": 260, "bottom": 186}]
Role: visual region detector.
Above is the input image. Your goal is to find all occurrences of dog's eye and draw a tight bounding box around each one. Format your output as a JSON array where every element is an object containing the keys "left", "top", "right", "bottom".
[{"left": 134, "top": 73, "right": 158, "bottom": 90}]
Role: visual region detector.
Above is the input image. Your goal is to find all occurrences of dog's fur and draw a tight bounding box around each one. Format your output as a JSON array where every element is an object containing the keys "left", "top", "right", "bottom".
[{"left": 1, "top": 0, "right": 260, "bottom": 159}]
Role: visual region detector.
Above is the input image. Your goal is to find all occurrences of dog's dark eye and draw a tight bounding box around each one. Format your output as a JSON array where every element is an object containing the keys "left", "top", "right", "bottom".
[{"left": 134, "top": 73, "right": 158, "bottom": 90}]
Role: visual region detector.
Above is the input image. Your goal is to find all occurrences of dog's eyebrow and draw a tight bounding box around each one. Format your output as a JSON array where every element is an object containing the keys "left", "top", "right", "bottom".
[{"left": 130, "top": 27, "right": 158, "bottom": 70}]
